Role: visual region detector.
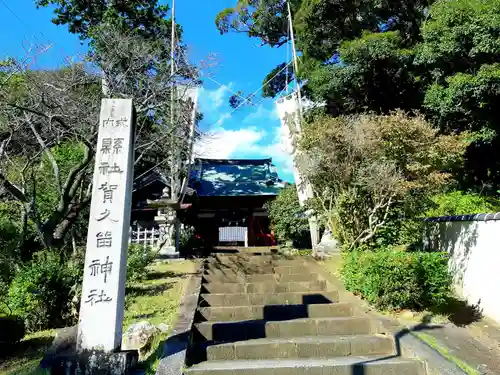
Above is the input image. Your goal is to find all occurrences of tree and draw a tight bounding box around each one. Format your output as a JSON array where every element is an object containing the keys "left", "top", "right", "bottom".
[
  {"left": 88, "top": 23, "right": 200, "bottom": 195},
  {"left": 216, "top": 0, "right": 431, "bottom": 99},
  {"left": 299, "top": 111, "right": 470, "bottom": 248},
  {"left": 264, "top": 185, "right": 309, "bottom": 246},
  {"left": 36, "top": 0, "right": 202, "bottom": 249},
  {"left": 36, "top": 0, "right": 173, "bottom": 41},
  {"left": 6, "top": 0, "right": 202, "bottom": 253},
  {"left": 0, "top": 21, "right": 200, "bottom": 252},
  {"left": 217, "top": 0, "right": 500, "bottom": 192},
  {"left": 305, "top": 31, "right": 421, "bottom": 116},
  {"left": 414, "top": 0, "right": 500, "bottom": 191},
  {"left": 0, "top": 60, "right": 100, "bottom": 250}
]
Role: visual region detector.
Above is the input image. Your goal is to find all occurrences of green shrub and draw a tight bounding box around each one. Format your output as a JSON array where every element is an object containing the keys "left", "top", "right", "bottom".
[
  {"left": 127, "top": 244, "right": 155, "bottom": 283},
  {"left": 179, "top": 225, "right": 203, "bottom": 255},
  {"left": 265, "top": 186, "right": 310, "bottom": 246},
  {"left": 297, "top": 249, "right": 312, "bottom": 257},
  {"left": 8, "top": 251, "right": 78, "bottom": 332},
  {"left": 341, "top": 250, "right": 451, "bottom": 310},
  {"left": 0, "top": 202, "right": 22, "bottom": 302},
  {"left": 427, "top": 191, "right": 500, "bottom": 217}
]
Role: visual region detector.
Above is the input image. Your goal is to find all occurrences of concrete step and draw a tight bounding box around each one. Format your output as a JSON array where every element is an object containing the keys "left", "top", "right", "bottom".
[
  {"left": 202, "top": 280, "right": 328, "bottom": 294},
  {"left": 198, "top": 303, "right": 353, "bottom": 322},
  {"left": 205, "top": 265, "right": 306, "bottom": 276},
  {"left": 203, "top": 274, "right": 275, "bottom": 283},
  {"left": 185, "top": 357, "right": 426, "bottom": 375},
  {"left": 200, "top": 292, "right": 339, "bottom": 307},
  {"left": 194, "top": 316, "right": 373, "bottom": 341},
  {"left": 206, "top": 335, "right": 394, "bottom": 360},
  {"left": 208, "top": 255, "right": 298, "bottom": 264},
  {"left": 206, "top": 259, "right": 302, "bottom": 266},
  {"left": 203, "top": 273, "right": 318, "bottom": 284}
]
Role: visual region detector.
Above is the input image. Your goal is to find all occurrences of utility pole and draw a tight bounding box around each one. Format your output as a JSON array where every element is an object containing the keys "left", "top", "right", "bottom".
[
  {"left": 101, "top": 0, "right": 114, "bottom": 96},
  {"left": 170, "top": 0, "right": 177, "bottom": 199},
  {"left": 170, "top": 0, "right": 182, "bottom": 251},
  {"left": 171, "top": 0, "right": 176, "bottom": 95},
  {"left": 287, "top": 0, "right": 302, "bottom": 123}
]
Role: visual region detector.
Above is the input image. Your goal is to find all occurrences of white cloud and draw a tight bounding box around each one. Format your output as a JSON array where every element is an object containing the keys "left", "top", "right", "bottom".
[
  {"left": 242, "top": 104, "right": 278, "bottom": 124},
  {"left": 198, "top": 83, "right": 233, "bottom": 110},
  {"left": 194, "top": 92, "right": 295, "bottom": 181},
  {"left": 254, "top": 126, "right": 294, "bottom": 177},
  {"left": 194, "top": 124, "right": 294, "bottom": 179},
  {"left": 194, "top": 127, "right": 266, "bottom": 159}
]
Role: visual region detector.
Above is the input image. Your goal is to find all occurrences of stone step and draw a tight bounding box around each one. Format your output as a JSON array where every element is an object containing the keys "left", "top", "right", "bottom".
[
  {"left": 200, "top": 292, "right": 339, "bottom": 307},
  {"left": 194, "top": 317, "right": 373, "bottom": 341},
  {"left": 206, "top": 261, "right": 303, "bottom": 270},
  {"left": 206, "top": 335, "right": 394, "bottom": 360},
  {"left": 209, "top": 255, "right": 297, "bottom": 263},
  {"left": 198, "top": 303, "right": 353, "bottom": 322},
  {"left": 184, "top": 357, "right": 426, "bottom": 375},
  {"left": 203, "top": 273, "right": 318, "bottom": 284},
  {"left": 207, "top": 259, "right": 301, "bottom": 266},
  {"left": 203, "top": 274, "right": 275, "bottom": 283},
  {"left": 205, "top": 265, "right": 306, "bottom": 276},
  {"left": 202, "top": 280, "right": 328, "bottom": 294}
]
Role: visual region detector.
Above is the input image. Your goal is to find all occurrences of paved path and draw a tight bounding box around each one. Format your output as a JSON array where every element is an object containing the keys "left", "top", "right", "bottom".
[{"left": 184, "top": 253, "right": 427, "bottom": 375}]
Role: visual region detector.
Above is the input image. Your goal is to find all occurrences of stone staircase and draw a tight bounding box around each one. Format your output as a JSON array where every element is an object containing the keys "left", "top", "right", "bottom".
[{"left": 185, "top": 253, "right": 427, "bottom": 375}]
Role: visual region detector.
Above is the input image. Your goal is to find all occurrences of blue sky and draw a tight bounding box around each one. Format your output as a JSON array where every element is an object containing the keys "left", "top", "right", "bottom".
[{"left": 0, "top": 0, "right": 294, "bottom": 181}]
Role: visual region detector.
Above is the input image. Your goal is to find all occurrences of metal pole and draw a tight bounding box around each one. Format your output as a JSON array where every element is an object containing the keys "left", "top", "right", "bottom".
[
  {"left": 170, "top": 0, "right": 177, "bottom": 200},
  {"left": 171, "top": 0, "right": 176, "bottom": 81},
  {"left": 101, "top": 1, "right": 115, "bottom": 96},
  {"left": 170, "top": 0, "right": 182, "bottom": 252},
  {"left": 287, "top": 0, "right": 303, "bottom": 124}
]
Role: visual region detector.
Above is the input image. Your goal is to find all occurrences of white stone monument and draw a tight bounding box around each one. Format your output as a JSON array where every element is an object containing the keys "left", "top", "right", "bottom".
[{"left": 78, "top": 99, "right": 135, "bottom": 352}]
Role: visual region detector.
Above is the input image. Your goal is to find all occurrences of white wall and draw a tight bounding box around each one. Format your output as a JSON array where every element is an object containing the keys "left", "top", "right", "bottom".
[{"left": 425, "top": 218, "right": 500, "bottom": 323}]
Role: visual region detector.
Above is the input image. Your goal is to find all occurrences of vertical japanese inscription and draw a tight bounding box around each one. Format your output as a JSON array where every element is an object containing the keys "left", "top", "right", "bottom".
[
  {"left": 78, "top": 99, "right": 134, "bottom": 352},
  {"left": 84, "top": 115, "right": 130, "bottom": 305}
]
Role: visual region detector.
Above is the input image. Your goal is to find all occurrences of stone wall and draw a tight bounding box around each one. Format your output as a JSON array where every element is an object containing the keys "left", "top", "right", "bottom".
[{"left": 424, "top": 214, "right": 500, "bottom": 324}]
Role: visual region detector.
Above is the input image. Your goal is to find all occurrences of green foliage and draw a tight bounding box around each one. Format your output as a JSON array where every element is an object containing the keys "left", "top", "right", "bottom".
[
  {"left": 216, "top": 0, "right": 428, "bottom": 102},
  {"left": 300, "top": 111, "right": 470, "bottom": 249},
  {"left": 297, "top": 249, "right": 312, "bottom": 257},
  {"left": 34, "top": 142, "right": 87, "bottom": 222},
  {"left": 426, "top": 191, "right": 500, "bottom": 217},
  {"left": 127, "top": 244, "right": 156, "bottom": 284},
  {"left": 7, "top": 251, "right": 79, "bottom": 332},
  {"left": 0, "top": 202, "right": 22, "bottom": 284},
  {"left": 308, "top": 32, "right": 420, "bottom": 115},
  {"left": 215, "top": 0, "right": 293, "bottom": 47},
  {"left": 179, "top": 225, "right": 203, "bottom": 255},
  {"left": 423, "top": 64, "right": 500, "bottom": 134},
  {"left": 265, "top": 186, "right": 310, "bottom": 246},
  {"left": 36, "top": 0, "right": 172, "bottom": 40},
  {"left": 342, "top": 250, "right": 452, "bottom": 310},
  {"left": 415, "top": 0, "right": 500, "bottom": 81},
  {"left": 4, "top": 244, "right": 155, "bottom": 333},
  {"left": 2, "top": 139, "right": 91, "bottom": 251},
  {"left": 215, "top": 0, "right": 500, "bottom": 191}
]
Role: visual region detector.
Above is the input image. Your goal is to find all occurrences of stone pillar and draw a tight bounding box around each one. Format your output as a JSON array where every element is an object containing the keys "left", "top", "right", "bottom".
[
  {"left": 155, "top": 206, "right": 179, "bottom": 258},
  {"left": 55, "top": 99, "right": 139, "bottom": 374},
  {"left": 78, "top": 99, "right": 135, "bottom": 351}
]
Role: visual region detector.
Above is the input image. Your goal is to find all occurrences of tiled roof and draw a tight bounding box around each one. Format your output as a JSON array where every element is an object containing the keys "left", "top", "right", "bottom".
[{"left": 189, "top": 158, "right": 286, "bottom": 197}]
